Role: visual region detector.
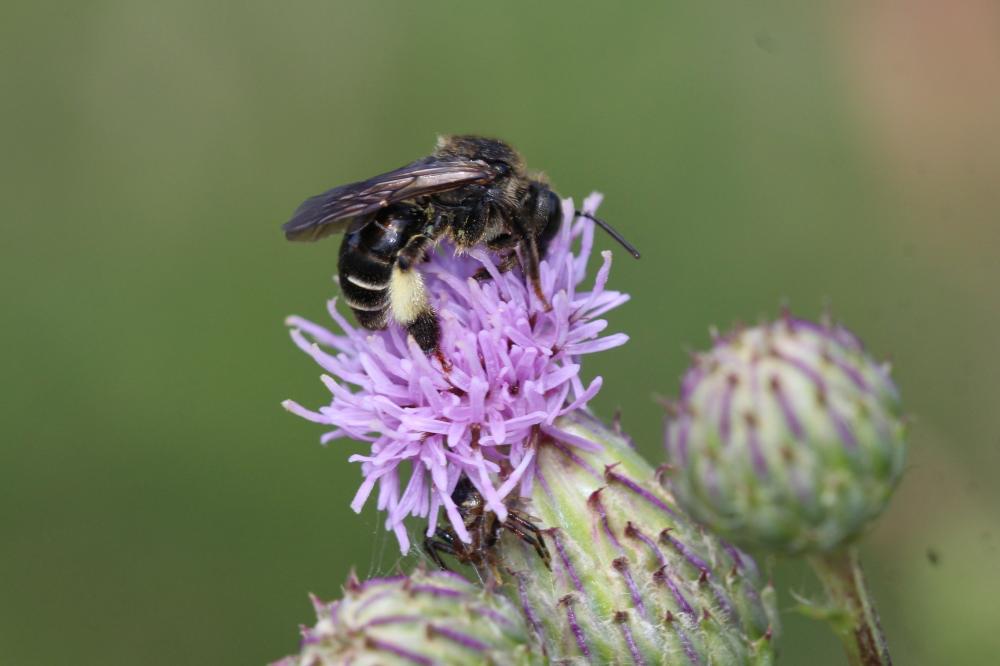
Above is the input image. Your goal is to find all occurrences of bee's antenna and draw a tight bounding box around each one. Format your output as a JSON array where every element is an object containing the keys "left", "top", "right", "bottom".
[{"left": 574, "top": 211, "right": 641, "bottom": 259}]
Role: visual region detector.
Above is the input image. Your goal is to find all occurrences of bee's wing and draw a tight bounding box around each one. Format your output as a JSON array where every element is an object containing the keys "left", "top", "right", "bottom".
[{"left": 282, "top": 157, "right": 498, "bottom": 242}]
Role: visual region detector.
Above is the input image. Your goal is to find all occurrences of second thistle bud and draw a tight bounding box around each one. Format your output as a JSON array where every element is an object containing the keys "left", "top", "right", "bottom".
[
  {"left": 664, "top": 316, "right": 907, "bottom": 554},
  {"left": 275, "top": 569, "right": 541, "bottom": 665}
]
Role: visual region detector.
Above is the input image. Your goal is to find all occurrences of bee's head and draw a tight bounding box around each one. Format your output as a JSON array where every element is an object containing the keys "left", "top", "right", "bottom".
[{"left": 435, "top": 135, "right": 525, "bottom": 174}]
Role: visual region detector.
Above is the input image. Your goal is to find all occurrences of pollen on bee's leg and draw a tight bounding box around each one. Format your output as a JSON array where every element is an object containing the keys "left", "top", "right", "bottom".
[
  {"left": 389, "top": 266, "right": 426, "bottom": 321},
  {"left": 389, "top": 265, "right": 441, "bottom": 353}
]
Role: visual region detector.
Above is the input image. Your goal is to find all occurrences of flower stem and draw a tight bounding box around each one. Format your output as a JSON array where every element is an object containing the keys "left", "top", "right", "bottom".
[{"left": 807, "top": 547, "right": 892, "bottom": 666}]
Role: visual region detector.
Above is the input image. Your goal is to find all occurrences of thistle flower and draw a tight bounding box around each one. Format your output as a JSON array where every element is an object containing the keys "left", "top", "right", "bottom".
[
  {"left": 283, "top": 194, "right": 629, "bottom": 552},
  {"left": 663, "top": 315, "right": 907, "bottom": 554},
  {"left": 274, "top": 569, "right": 542, "bottom": 665},
  {"left": 501, "top": 413, "right": 777, "bottom": 664}
]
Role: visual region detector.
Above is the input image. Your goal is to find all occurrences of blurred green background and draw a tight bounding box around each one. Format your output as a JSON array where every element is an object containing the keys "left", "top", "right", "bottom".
[{"left": 4, "top": 1, "right": 999, "bottom": 664}]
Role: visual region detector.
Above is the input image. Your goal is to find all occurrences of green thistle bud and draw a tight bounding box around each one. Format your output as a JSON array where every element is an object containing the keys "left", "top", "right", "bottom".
[
  {"left": 664, "top": 316, "right": 907, "bottom": 554},
  {"left": 275, "top": 569, "right": 542, "bottom": 665},
  {"left": 501, "top": 413, "right": 777, "bottom": 664}
]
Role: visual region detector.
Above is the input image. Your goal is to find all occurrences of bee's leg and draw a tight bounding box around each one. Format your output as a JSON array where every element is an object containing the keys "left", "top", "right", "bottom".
[
  {"left": 504, "top": 206, "right": 550, "bottom": 309},
  {"left": 423, "top": 529, "right": 458, "bottom": 571},
  {"left": 485, "top": 232, "right": 519, "bottom": 255},
  {"left": 504, "top": 512, "right": 552, "bottom": 569},
  {"left": 495, "top": 253, "right": 520, "bottom": 274},
  {"left": 521, "top": 235, "right": 550, "bottom": 310},
  {"left": 483, "top": 511, "right": 502, "bottom": 550},
  {"left": 473, "top": 233, "right": 521, "bottom": 281},
  {"left": 523, "top": 190, "right": 564, "bottom": 309},
  {"left": 474, "top": 514, "right": 505, "bottom": 587},
  {"left": 391, "top": 236, "right": 440, "bottom": 353}
]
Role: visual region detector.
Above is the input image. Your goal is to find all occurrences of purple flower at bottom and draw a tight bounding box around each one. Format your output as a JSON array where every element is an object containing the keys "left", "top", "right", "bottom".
[{"left": 283, "top": 193, "right": 629, "bottom": 552}]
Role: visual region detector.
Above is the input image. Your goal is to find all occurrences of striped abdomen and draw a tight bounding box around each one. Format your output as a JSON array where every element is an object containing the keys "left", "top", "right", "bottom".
[
  {"left": 337, "top": 209, "right": 414, "bottom": 329},
  {"left": 337, "top": 205, "right": 441, "bottom": 352}
]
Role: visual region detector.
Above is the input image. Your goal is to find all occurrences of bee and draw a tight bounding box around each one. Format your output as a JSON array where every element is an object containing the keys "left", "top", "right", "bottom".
[
  {"left": 423, "top": 475, "right": 551, "bottom": 580},
  {"left": 282, "top": 135, "right": 640, "bottom": 353}
]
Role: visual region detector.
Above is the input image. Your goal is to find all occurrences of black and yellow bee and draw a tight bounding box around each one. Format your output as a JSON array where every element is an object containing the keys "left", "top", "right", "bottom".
[{"left": 283, "top": 135, "right": 639, "bottom": 353}]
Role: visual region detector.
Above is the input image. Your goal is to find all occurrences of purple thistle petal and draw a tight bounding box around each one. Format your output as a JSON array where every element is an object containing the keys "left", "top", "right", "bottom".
[
  {"left": 350, "top": 470, "right": 382, "bottom": 513},
  {"left": 561, "top": 376, "right": 603, "bottom": 414},
  {"left": 495, "top": 448, "right": 535, "bottom": 498},
  {"left": 566, "top": 333, "right": 630, "bottom": 355},
  {"left": 542, "top": 424, "right": 605, "bottom": 455},
  {"left": 439, "top": 485, "right": 471, "bottom": 544},
  {"left": 281, "top": 399, "right": 328, "bottom": 424}
]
